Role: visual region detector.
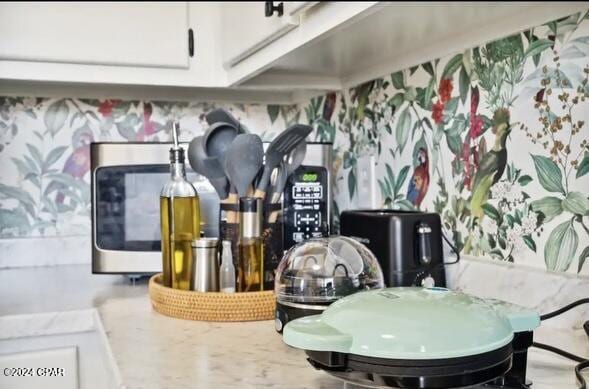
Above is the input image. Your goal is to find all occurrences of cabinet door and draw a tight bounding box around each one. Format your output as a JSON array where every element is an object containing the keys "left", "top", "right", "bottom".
[
  {"left": 283, "top": 2, "right": 320, "bottom": 17},
  {"left": 0, "top": 2, "right": 190, "bottom": 68},
  {"left": 221, "top": 1, "right": 300, "bottom": 67}
]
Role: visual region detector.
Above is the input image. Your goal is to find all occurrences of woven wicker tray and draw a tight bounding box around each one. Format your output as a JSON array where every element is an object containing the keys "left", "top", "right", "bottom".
[{"left": 148, "top": 274, "right": 276, "bottom": 322}]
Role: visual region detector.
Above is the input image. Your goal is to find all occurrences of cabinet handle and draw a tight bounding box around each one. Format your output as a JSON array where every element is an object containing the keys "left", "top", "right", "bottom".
[
  {"left": 265, "top": 1, "right": 283, "bottom": 17},
  {"left": 188, "top": 28, "right": 194, "bottom": 57}
]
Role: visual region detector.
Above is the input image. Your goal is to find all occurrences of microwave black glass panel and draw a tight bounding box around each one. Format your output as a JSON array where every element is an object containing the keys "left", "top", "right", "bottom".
[{"left": 95, "top": 165, "right": 199, "bottom": 251}]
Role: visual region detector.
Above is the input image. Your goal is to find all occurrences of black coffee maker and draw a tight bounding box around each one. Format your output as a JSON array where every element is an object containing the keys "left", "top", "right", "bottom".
[{"left": 340, "top": 210, "right": 447, "bottom": 287}]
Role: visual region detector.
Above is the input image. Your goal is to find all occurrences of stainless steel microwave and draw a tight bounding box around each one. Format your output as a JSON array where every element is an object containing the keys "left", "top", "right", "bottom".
[{"left": 91, "top": 141, "right": 332, "bottom": 275}]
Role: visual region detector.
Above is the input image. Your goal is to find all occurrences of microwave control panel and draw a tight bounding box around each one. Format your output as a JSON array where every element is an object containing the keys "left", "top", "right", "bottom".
[{"left": 283, "top": 166, "right": 329, "bottom": 248}]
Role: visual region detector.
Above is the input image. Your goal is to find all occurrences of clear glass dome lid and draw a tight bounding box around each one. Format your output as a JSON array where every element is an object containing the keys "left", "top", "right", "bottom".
[{"left": 275, "top": 236, "right": 385, "bottom": 304}]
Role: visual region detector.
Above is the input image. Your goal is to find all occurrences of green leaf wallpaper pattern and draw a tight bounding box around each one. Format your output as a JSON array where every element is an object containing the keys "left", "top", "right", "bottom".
[
  {"left": 563, "top": 191, "right": 589, "bottom": 216},
  {"left": 530, "top": 196, "right": 564, "bottom": 223},
  {"left": 298, "top": 10, "right": 589, "bottom": 274},
  {"left": 44, "top": 99, "right": 69, "bottom": 136},
  {"left": 531, "top": 154, "right": 566, "bottom": 194},
  {"left": 577, "top": 153, "right": 589, "bottom": 177},
  {"left": 0, "top": 98, "right": 297, "bottom": 239},
  {"left": 544, "top": 219, "right": 579, "bottom": 272}
]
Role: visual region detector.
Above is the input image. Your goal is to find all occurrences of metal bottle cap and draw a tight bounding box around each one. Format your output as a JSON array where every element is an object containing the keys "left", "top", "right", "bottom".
[{"left": 192, "top": 237, "right": 219, "bottom": 248}]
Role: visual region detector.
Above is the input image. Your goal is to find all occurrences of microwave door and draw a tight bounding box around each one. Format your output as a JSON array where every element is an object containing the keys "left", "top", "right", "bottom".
[
  {"left": 95, "top": 165, "right": 165, "bottom": 253},
  {"left": 92, "top": 164, "right": 219, "bottom": 274}
]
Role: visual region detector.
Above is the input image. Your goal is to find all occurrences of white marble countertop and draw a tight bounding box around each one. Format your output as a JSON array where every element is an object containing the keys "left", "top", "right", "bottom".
[{"left": 0, "top": 264, "right": 587, "bottom": 389}]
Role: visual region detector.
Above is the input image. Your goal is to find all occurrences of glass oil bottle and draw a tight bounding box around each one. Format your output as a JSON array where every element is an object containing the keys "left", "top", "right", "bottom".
[
  {"left": 220, "top": 240, "right": 236, "bottom": 293},
  {"left": 160, "top": 122, "right": 200, "bottom": 289},
  {"left": 237, "top": 197, "right": 264, "bottom": 292}
]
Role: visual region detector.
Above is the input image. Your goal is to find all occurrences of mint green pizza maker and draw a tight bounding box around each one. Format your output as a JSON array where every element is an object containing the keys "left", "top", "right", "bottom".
[{"left": 283, "top": 287, "right": 540, "bottom": 388}]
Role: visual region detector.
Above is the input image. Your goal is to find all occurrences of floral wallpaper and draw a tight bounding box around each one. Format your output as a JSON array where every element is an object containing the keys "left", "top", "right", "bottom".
[
  {"left": 0, "top": 97, "right": 300, "bottom": 238},
  {"left": 1, "top": 11, "right": 588, "bottom": 275},
  {"left": 301, "top": 11, "right": 589, "bottom": 275}
]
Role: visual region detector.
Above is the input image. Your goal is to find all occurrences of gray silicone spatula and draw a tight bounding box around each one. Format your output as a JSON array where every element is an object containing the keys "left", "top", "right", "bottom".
[
  {"left": 275, "top": 141, "right": 307, "bottom": 199},
  {"left": 254, "top": 124, "right": 313, "bottom": 199},
  {"left": 187, "top": 136, "right": 229, "bottom": 199},
  {"left": 205, "top": 108, "right": 244, "bottom": 132},
  {"left": 224, "top": 134, "right": 264, "bottom": 199},
  {"left": 203, "top": 121, "right": 244, "bottom": 222},
  {"left": 268, "top": 142, "right": 307, "bottom": 223},
  {"left": 203, "top": 122, "right": 241, "bottom": 164}
]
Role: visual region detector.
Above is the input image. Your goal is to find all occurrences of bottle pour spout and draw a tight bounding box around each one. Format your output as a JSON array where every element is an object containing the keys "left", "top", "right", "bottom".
[
  {"left": 172, "top": 121, "right": 180, "bottom": 149},
  {"left": 169, "top": 121, "right": 185, "bottom": 164}
]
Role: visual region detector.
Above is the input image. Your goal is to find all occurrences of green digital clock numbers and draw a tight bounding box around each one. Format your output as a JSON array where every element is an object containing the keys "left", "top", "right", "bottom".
[{"left": 302, "top": 173, "right": 318, "bottom": 182}]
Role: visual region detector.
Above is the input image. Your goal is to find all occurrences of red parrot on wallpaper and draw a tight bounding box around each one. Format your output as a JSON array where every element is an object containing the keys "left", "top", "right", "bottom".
[
  {"left": 136, "top": 102, "right": 158, "bottom": 141},
  {"left": 407, "top": 147, "right": 429, "bottom": 208},
  {"left": 56, "top": 130, "right": 94, "bottom": 203}
]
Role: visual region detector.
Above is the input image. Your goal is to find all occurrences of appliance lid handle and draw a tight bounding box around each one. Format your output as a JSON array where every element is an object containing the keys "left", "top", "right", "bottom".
[
  {"left": 417, "top": 222, "right": 432, "bottom": 265},
  {"left": 283, "top": 315, "right": 352, "bottom": 353},
  {"left": 485, "top": 299, "right": 541, "bottom": 332}
]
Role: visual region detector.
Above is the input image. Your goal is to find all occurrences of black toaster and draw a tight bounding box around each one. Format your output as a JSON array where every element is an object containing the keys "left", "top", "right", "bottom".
[{"left": 340, "top": 210, "right": 446, "bottom": 287}]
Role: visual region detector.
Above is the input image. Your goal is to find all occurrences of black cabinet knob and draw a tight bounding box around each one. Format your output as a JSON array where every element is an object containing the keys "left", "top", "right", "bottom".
[
  {"left": 188, "top": 28, "right": 194, "bottom": 57},
  {"left": 265, "top": 1, "right": 283, "bottom": 17}
]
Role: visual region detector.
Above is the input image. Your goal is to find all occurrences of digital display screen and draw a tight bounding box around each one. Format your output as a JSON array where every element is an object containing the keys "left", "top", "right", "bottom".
[{"left": 302, "top": 173, "right": 318, "bottom": 182}]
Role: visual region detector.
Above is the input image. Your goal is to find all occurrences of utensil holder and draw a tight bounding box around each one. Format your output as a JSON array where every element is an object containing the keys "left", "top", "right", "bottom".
[
  {"left": 219, "top": 203, "right": 239, "bottom": 269},
  {"left": 219, "top": 200, "right": 285, "bottom": 291},
  {"left": 262, "top": 202, "right": 283, "bottom": 290}
]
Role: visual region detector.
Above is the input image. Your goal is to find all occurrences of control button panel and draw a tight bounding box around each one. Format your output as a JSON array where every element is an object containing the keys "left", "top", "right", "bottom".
[
  {"left": 292, "top": 183, "right": 323, "bottom": 200},
  {"left": 283, "top": 166, "right": 329, "bottom": 247}
]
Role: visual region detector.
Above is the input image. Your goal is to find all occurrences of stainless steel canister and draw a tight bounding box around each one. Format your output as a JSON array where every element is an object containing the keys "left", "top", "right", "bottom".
[{"left": 191, "top": 238, "right": 219, "bottom": 292}]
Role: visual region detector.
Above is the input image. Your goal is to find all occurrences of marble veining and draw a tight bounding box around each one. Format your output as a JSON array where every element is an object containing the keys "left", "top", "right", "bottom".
[
  {"left": 0, "top": 309, "right": 95, "bottom": 340},
  {"left": 98, "top": 297, "right": 340, "bottom": 389},
  {"left": 448, "top": 255, "right": 589, "bottom": 332},
  {"left": 0, "top": 235, "right": 90, "bottom": 268}
]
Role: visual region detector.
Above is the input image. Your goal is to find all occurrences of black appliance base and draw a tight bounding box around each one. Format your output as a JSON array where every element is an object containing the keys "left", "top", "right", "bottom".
[
  {"left": 306, "top": 343, "right": 513, "bottom": 389},
  {"left": 483, "top": 383, "right": 532, "bottom": 389},
  {"left": 275, "top": 301, "right": 329, "bottom": 334},
  {"left": 304, "top": 332, "right": 534, "bottom": 389}
]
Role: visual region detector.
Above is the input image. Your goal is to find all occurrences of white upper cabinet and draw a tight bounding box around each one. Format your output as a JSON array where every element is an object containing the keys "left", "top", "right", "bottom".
[
  {"left": 0, "top": 2, "right": 226, "bottom": 88},
  {"left": 224, "top": 1, "right": 377, "bottom": 86},
  {"left": 0, "top": 2, "right": 190, "bottom": 68},
  {"left": 221, "top": 2, "right": 318, "bottom": 67}
]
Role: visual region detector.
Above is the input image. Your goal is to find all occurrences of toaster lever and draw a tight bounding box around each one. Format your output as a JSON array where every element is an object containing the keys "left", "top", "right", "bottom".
[{"left": 417, "top": 223, "right": 432, "bottom": 265}]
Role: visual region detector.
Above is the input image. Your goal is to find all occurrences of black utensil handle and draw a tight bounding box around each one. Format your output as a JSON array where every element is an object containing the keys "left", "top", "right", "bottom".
[{"left": 220, "top": 203, "right": 239, "bottom": 212}]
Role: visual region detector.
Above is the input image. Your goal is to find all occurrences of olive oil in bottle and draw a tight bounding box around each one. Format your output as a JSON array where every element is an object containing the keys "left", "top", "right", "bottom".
[
  {"left": 238, "top": 237, "right": 264, "bottom": 291},
  {"left": 237, "top": 197, "right": 264, "bottom": 292},
  {"left": 160, "top": 122, "right": 200, "bottom": 289},
  {"left": 160, "top": 198, "right": 199, "bottom": 289}
]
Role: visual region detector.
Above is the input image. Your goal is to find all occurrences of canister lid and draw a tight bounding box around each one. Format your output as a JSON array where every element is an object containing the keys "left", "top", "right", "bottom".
[{"left": 192, "top": 237, "right": 219, "bottom": 248}]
